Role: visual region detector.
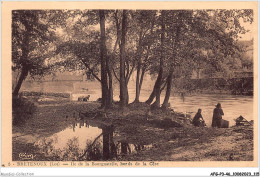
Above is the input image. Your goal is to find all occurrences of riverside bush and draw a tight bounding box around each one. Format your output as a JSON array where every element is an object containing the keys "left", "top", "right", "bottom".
[{"left": 12, "top": 96, "right": 37, "bottom": 126}]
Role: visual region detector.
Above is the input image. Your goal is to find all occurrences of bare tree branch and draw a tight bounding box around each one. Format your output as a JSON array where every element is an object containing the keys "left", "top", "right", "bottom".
[
  {"left": 81, "top": 60, "right": 101, "bottom": 82},
  {"left": 160, "top": 80, "right": 167, "bottom": 93},
  {"left": 125, "top": 59, "right": 129, "bottom": 79},
  {"left": 127, "top": 60, "right": 136, "bottom": 84},
  {"left": 139, "top": 66, "right": 146, "bottom": 91},
  {"left": 112, "top": 67, "right": 120, "bottom": 82},
  {"left": 114, "top": 10, "right": 122, "bottom": 49}
]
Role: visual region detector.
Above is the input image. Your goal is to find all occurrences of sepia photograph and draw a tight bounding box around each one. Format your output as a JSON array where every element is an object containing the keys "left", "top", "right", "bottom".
[{"left": 1, "top": 1, "right": 258, "bottom": 172}]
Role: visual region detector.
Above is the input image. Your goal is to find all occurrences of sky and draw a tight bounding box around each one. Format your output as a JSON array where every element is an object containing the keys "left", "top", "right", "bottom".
[{"left": 238, "top": 19, "right": 254, "bottom": 41}]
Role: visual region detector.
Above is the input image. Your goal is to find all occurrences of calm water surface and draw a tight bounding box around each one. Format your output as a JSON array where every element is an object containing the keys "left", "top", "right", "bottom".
[
  {"left": 125, "top": 89, "right": 253, "bottom": 126},
  {"left": 23, "top": 81, "right": 254, "bottom": 126},
  {"left": 35, "top": 120, "right": 152, "bottom": 160}
]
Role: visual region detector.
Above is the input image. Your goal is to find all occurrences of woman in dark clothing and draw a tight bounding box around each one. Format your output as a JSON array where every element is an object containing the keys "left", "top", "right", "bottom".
[
  {"left": 212, "top": 103, "right": 224, "bottom": 128},
  {"left": 192, "top": 109, "right": 205, "bottom": 127}
]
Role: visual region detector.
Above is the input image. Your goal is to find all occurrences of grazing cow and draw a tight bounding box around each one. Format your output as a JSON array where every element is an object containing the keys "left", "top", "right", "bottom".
[
  {"left": 78, "top": 95, "right": 90, "bottom": 102},
  {"left": 83, "top": 95, "right": 90, "bottom": 101}
]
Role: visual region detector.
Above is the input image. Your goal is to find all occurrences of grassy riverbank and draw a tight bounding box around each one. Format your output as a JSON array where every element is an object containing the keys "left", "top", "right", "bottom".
[{"left": 12, "top": 96, "right": 253, "bottom": 161}]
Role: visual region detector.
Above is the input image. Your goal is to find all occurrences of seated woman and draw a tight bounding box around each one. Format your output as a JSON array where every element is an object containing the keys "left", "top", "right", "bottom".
[{"left": 192, "top": 109, "right": 206, "bottom": 127}]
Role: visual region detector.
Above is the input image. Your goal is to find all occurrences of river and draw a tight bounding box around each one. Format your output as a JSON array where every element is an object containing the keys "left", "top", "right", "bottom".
[
  {"left": 22, "top": 81, "right": 254, "bottom": 126},
  {"left": 124, "top": 89, "right": 253, "bottom": 126}
]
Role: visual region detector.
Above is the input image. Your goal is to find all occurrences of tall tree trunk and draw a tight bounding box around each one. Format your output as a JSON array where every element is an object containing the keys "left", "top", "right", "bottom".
[
  {"left": 119, "top": 10, "right": 128, "bottom": 107},
  {"left": 145, "top": 85, "right": 156, "bottom": 105},
  {"left": 12, "top": 67, "right": 29, "bottom": 97},
  {"left": 145, "top": 79, "right": 166, "bottom": 105},
  {"left": 162, "top": 66, "right": 174, "bottom": 109},
  {"left": 135, "top": 16, "right": 155, "bottom": 103},
  {"left": 13, "top": 31, "right": 30, "bottom": 97},
  {"left": 134, "top": 31, "right": 143, "bottom": 103},
  {"left": 108, "top": 72, "right": 113, "bottom": 105},
  {"left": 138, "top": 66, "right": 146, "bottom": 92},
  {"left": 134, "top": 66, "right": 146, "bottom": 103},
  {"left": 134, "top": 63, "right": 141, "bottom": 103},
  {"left": 107, "top": 20, "right": 121, "bottom": 105},
  {"left": 102, "top": 127, "right": 110, "bottom": 160},
  {"left": 99, "top": 10, "right": 109, "bottom": 108},
  {"left": 161, "top": 21, "right": 181, "bottom": 109},
  {"left": 151, "top": 10, "right": 165, "bottom": 109},
  {"left": 106, "top": 56, "right": 113, "bottom": 106},
  {"left": 126, "top": 84, "right": 129, "bottom": 103},
  {"left": 151, "top": 67, "right": 163, "bottom": 108}
]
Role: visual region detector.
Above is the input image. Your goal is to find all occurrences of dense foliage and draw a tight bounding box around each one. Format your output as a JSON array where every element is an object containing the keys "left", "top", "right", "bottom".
[{"left": 12, "top": 9, "right": 254, "bottom": 109}]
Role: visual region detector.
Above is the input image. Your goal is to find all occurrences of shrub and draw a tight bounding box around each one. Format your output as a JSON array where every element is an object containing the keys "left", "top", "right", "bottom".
[{"left": 12, "top": 96, "right": 37, "bottom": 126}]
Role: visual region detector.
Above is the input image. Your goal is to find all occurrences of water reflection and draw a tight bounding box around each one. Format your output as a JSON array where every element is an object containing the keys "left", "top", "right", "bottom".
[{"left": 35, "top": 120, "right": 152, "bottom": 161}]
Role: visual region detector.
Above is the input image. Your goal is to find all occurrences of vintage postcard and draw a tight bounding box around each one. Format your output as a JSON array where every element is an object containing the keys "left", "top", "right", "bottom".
[{"left": 1, "top": 1, "right": 259, "bottom": 171}]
